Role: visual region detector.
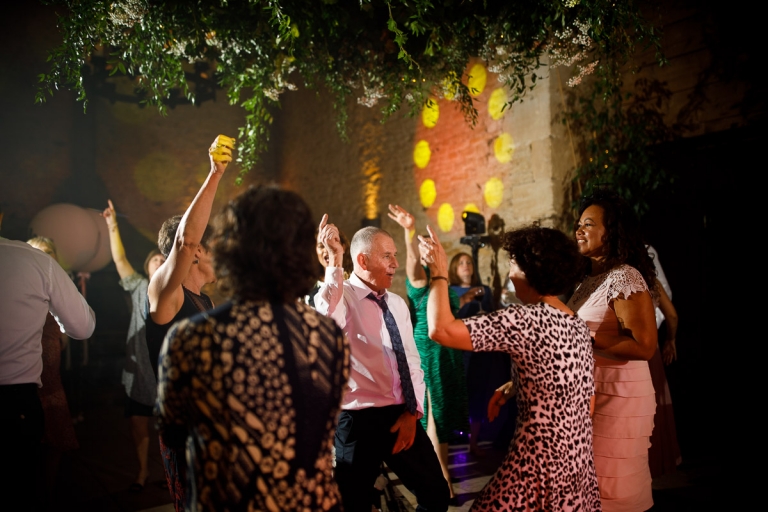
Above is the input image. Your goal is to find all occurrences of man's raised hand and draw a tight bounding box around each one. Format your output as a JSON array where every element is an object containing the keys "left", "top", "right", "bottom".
[{"left": 318, "top": 214, "right": 344, "bottom": 267}]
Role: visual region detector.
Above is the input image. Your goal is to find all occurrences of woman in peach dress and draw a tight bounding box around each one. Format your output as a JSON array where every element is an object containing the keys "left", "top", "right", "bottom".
[{"left": 567, "top": 190, "right": 658, "bottom": 512}]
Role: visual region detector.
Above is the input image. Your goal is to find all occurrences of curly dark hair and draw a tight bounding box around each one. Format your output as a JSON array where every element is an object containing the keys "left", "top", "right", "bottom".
[
  {"left": 503, "top": 226, "right": 588, "bottom": 296},
  {"left": 157, "top": 215, "right": 213, "bottom": 258},
  {"left": 578, "top": 188, "right": 656, "bottom": 289},
  {"left": 210, "top": 184, "right": 318, "bottom": 303}
]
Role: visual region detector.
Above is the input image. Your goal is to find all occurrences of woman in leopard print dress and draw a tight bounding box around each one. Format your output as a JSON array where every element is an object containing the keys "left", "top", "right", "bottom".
[{"left": 419, "top": 225, "right": 601, "bottom": 511}]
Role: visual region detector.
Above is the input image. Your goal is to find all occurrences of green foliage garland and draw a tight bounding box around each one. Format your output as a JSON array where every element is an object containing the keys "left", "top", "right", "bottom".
[{"left": 38, "top": 0, "right": 662, "bottom": 186}]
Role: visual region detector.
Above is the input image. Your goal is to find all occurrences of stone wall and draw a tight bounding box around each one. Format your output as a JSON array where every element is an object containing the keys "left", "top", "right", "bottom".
[{"left": 272, "top": 58, "right": 572, "bottom": 300}]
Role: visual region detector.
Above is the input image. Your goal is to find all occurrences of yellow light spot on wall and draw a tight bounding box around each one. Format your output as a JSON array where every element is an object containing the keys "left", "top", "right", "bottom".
[
  {"left": 419, "top": 179, "right": 437, "bottom": 208},
  {"left": 488, "top": 88, "right": 508, "bottom": 120},
  {"left": 493, "top": 133, "right": 515, "bottom": 163},
  {"left": 360, "top": 122, "right": 384, "bottom": 220},
  {"left": 413, "top": 140, "right": 432, "bottom": 169},
  {"left": 484, "top": 178, "right": 504, "bottom": 208},
  {"left": 463, "top": 203, "right": 480, "bottom": 214},
  {"left": 437, "top": 203, "right": 455, "bottom": 232},
  {"left": 468, "top": 64, "right": 487, "bottom": 97},
  {"left": 422, "top": 100, "right": 439, "bottom": 128}
]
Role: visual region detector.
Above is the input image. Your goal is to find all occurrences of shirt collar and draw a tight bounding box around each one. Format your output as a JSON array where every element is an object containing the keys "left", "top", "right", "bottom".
[{"left": 349, "top": 272, "right": 388, "bottom": 302}]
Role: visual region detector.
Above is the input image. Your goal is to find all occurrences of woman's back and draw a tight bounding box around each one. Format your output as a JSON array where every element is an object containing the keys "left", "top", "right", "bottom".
[
  {"left": 157, "top": 300, "right": 348, "bottom": 512},
  {"left": 464, "top": 303, "right": 600, "bottom": 511}
]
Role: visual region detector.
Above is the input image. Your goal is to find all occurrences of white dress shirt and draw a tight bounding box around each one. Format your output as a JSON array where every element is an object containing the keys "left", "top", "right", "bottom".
[
  {"left": 314, "top": 267, "right": 425, "bottom": 417},
  {"left": 0, "top": 237, "right": 96, "bottom": 386},
  {"left": 647, "top": 245, "right": 672, "bottom": 329}
]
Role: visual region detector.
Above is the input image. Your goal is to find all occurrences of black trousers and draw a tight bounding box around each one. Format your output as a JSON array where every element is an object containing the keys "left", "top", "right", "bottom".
[
  {"left": 335, "top": 404, "right": 450, "bottom": 512},
  {"left": 0, "top": 383, "right": 45, "bottom": 512}
]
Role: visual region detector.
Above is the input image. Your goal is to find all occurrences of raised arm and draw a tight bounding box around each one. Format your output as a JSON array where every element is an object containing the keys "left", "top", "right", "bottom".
[
  {"left": 148, "top": 135, "right": 234, "bottom": 325},
  {"left": 313, "top": 214, "right": 347, "bottom": 326},
  {"left": 418, "top": 226, "right": 473, "bottom": 351},
  {"left": 656, "top": 279, "right": 679, "bottom": 364},
  {"left": 387, "top": 204, "right": 426, "bottom": 287},
  {"left": 102, "top": 199, "right": 136, "bottom": 280},
  {"left": 593, "top": 290, "right": 657, "bottom": 361},
  {"left": 48, "top": 258, "right": 95, "bottom": 340}
]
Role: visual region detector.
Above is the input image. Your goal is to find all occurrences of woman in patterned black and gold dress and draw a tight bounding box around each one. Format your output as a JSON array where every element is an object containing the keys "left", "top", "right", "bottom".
[{"left": 157, "top": 185, "right": 350, "bottom": 512}]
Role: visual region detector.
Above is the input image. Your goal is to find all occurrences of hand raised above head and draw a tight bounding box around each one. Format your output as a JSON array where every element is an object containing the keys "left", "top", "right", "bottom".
[
  {"left": 387, "top": 204, "right": 415, "bottom": 231},
  {"left": 318, "top": 214, "right": 344, "bottom": 265},
  {"left": 208, "top": 134, "right": 236, "bottom": 172},
  {"left": 101, "top": 199, "right": 117, "bottom": 228},
  {"left": 417, "top": 225, "right": 448, "bottom": 277}
]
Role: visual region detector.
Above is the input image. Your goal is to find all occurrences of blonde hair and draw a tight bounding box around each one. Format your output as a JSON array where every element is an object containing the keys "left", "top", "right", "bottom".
[{"left": 27, "top": 236, "right": 58, "bottom": 260}]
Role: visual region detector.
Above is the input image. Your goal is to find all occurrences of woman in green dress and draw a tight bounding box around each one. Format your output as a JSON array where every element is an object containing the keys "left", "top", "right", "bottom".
[{"left": 387, "top": 204, "right": 469, "bottom": 500}]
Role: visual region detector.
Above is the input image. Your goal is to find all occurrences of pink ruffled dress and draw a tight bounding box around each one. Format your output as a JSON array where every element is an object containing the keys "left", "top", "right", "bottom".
[{"left": 567, "top": 265, "right": 656, "bottom": 512}]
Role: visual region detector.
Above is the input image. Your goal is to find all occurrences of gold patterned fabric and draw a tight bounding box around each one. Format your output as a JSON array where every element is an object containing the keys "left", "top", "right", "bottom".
[{"left": 157, "top": 300, "right": 350, "bottom": 512}]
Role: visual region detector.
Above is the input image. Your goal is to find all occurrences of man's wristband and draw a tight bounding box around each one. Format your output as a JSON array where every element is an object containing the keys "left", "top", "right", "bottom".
[{"left": 431, "top": 276, "right": 448, "bottom": 283}]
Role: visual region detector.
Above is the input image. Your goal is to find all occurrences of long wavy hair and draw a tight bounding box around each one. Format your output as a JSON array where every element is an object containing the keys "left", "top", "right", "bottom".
[
  {"left": 578, "top": 189, "right": 656, "bottom": 289},
  {"left": 210, "top": 184, "right": 318, "bottom": 303}
]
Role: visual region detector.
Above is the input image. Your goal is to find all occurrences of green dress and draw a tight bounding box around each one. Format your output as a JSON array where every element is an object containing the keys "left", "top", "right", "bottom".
[{"left": 407, "top": 270, "right": 470, "bottom": 442}]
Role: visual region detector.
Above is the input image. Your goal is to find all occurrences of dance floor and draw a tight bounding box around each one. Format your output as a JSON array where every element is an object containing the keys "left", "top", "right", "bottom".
[{"left": 45, "top": 350, "right": 724, "bottom": 511}]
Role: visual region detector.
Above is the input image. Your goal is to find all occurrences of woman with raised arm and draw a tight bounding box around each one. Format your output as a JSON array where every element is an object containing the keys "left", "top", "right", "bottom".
[
  {"left": 418, "top": 225, "right": 600, "bottom": 511},
  {"left": 101, "top": 200, "right": 165, "bottom": 492},
  {"left": 387, "top": 204, "right": 468, "bottom": 500},
  {"left": 156, "top": 185, "right": 349, "bottom": 511},
  {"left": 145, "top": 134, "right": 234, "bottom": 512},
  {"left": 567, "top": 189, "right": 658, "bottom": 511}
]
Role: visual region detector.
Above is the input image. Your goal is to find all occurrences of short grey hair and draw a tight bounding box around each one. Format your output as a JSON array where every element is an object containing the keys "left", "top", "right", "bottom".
[{"left": 350, "top": 227, "right": 392, "bottom": 261}]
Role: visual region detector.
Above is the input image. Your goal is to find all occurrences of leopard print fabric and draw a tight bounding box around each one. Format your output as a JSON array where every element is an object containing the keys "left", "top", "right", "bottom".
[
  {"left": 157, "top": 300, "right": 350, "bottom": 512},
  {"left": 464, "top": 303, "right": 601, "bottom": 511}
]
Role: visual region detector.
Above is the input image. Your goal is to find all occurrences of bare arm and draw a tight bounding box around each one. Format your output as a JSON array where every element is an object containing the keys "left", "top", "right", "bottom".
[
  {"left": 418, "top": 226, "right": 473, "bottom": 351},
  {"left": 593, "top": 290, "right": 658, "bottom": 360},
  {"left": 387, "top": 204, "right": 426, "bottom": 287},
  {"left": 148, "top": 135, "right": 234, "bottom": 325},
  {"left": 656, "top": 279, "right": 678, "bottom": 364},
  {"left": 102, "top": 199, "right": 136, "bottom": 280}
]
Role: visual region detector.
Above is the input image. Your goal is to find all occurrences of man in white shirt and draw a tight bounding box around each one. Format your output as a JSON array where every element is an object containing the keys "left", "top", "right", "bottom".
[
  {"left": 315, "top": 215, "right": 450, "bottom": 512},
  {"left": 0, "top": 232, "right": 96, "bottom": 510}
]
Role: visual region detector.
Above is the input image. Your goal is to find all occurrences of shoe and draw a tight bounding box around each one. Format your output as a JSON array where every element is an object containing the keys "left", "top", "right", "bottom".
[
  {"left": 129, "top": 476, "right": 149, "bottom": 494},
  {"left": 128, "top": 482, "right": 144, "bottom": 493}
]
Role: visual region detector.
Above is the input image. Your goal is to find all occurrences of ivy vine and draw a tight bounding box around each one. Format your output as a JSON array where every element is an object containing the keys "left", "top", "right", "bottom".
[{"left": 38, "top": 0, "right": 664, "bottom": 189}]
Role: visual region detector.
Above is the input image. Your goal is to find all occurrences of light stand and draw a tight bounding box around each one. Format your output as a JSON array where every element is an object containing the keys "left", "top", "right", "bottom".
[{"left": 460, "top": 212, "right": 490, "bottom": 280}]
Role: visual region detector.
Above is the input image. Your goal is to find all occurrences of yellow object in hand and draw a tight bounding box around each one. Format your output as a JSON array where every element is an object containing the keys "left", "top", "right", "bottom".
[{"left": 208, "top": 134, "right": 236, "bottom": 163}]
